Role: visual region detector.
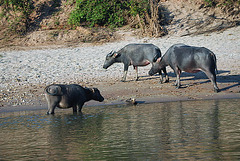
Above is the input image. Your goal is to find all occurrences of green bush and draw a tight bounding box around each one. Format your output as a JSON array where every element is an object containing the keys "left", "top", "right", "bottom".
[
  {"left": 0, "top": 0, "right": 33, "bottom": 33},
  {"left": 204, "top": 0, "right": 240, "bottom": 7},
  {"left": 68, "top": 0, "right": 148, "bottom": 28}
]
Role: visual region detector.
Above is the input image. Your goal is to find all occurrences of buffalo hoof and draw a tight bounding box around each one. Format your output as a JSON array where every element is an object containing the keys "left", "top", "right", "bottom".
[
  {"left": 214, "top": 88, "right": 220, "bottom": 93},
  {"left": 46, "top": 112, "right": 54, "bottom": 115},
  {"left": 176, "top": 85, "right": 182, "bottom": 89},
  {"left": 164, "top": 79, "right": 169, "bottom": 83}
]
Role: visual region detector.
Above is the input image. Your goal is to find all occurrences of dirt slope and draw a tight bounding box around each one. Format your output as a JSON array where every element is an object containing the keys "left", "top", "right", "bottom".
[
  {"left": 0, "top": 0, "right": 239, "bottom": 50},
  {"left": 162, "top": 0, "right": 240, "bottom": 36}
]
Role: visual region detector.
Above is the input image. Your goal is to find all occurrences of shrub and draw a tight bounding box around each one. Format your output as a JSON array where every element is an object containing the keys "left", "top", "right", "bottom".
[
  {"left": 68, "top": 0, "right": 148, "bottom": 28},
  {"left": 203, "top": 0, "right": 240, "bottom": 7},
  {"left": 0, "top": 0, "right": 33, "bottom": 34}
]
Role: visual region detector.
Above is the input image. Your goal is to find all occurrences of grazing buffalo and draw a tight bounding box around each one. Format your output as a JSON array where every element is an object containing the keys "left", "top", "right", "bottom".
[
  {"left": 149, "top": 44, "right": 220, "bottom": 92},
  {"left": 45, "top": 84, "right": 104, "bottom": 114},
  {"left": 103, "top": 43, "right": 169, "bottom": 83}
]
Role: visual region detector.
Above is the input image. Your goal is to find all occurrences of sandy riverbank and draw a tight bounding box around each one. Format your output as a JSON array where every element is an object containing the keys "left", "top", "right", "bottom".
[{"left": 0, "top": 26, "right": 240, "bottom": 111}]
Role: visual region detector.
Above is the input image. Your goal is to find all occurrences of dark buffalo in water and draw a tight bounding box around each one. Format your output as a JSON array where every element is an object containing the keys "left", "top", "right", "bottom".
[
  {"left": 149, "top": 44, "right": 220, "bottom": 92},
  {"left": 45, "top": 84, "right": 104, "bottom": 114},
  {"left": 103, "top": 43, "right": 169, "bottom": 83}
]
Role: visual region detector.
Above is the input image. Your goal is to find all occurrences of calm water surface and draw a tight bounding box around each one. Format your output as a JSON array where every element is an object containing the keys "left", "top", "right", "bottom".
[{"left": 1, "top": 99, "right": 240, "bottom": 160}]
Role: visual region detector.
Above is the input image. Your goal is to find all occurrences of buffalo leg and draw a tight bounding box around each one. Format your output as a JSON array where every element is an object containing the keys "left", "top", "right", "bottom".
[
  {"left": 204, "top": 69, "right": 220, "bottom": 93},
  {"left": 158, "top": 70, "right": 163, "bottom": 84},
  {"left": 162, "top": 67, "right": 169, "bottom": 83},
  {"left": 122, "top": 71, "right": 128, "bottom": 82},
  {"left": 134, "top": 66, "right": 139, "bottom": 81},
  {"left": 72, "top": 106, "right": 77, "bottom": 113},
  {"left": 77, "top": 103, "right": 84, "bottom": 113},
  {"left": 176, "top": 74, "right": 181, "bottom": 89},
  {"left": 122, "top": 64, "right": 129, "bottom": 82},
  {"left": 46, "top": 101, "right": 58, "bottom": 115},
  {"left": 174, "top": 67, "right": 182, "bottom": 88}
]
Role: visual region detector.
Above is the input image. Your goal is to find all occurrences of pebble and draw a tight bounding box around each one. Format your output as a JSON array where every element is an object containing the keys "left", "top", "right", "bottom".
[{"left": 0, "top": 27, "right": 240, "bottom": 106}]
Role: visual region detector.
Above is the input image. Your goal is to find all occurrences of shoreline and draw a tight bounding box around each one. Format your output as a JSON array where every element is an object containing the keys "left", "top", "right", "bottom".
[
  {"left": 1, "top": 93, "right": 240, "bottom": 114},
  {"left": 0, "top": 26, "right": 240, "bottom": 111},
  {"left": 0, "top": 94, "right": 240, "bottom": 115}
]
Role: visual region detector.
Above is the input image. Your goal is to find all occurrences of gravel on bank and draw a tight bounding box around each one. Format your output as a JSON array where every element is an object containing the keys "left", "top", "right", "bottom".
[
  {"left": 0, "top": 27, "right": 239, "bottom": 107},
  {"left": 1, "top": 26, "right": 239, "bottom": 89}
]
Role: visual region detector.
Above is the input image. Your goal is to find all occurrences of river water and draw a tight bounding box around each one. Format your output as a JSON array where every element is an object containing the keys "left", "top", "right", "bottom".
[{"left": 1, "top": 99, "right": 240, "bottom": 160}]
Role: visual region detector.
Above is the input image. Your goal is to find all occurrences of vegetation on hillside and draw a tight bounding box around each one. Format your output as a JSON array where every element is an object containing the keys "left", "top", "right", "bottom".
[
  {"left": 68, "top": 0, "right": 167, "bottom": 36},
  {"left": 0, "top": 0, "right": 33, "bottom": 33},
  {"left": 0, "top": 0, "right": 239, "bottom": 39},
  {"left": 68, "top": 0, "right": 146, "bottom": 28},
  {"left": 204, "top": 0, "right": 240, "bottom": 7}
]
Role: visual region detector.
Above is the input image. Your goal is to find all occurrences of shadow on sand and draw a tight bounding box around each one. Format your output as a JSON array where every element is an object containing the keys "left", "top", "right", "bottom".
[
  {"left": 137, "top": 70, "right": 240, "bottom": 92},
  {"left": 30, "top": 0, "right": 62, "bottom": 31}
]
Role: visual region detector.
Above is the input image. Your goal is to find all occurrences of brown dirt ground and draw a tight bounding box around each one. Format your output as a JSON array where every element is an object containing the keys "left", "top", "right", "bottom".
[
  {"left": 1, "top": 71, "right": 239, "bottom": 113},
  {"left": 0, "top": 0, "right": 239, "bottom": 112}
]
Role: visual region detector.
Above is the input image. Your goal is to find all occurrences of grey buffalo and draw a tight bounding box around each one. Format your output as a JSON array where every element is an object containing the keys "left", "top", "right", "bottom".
[
  {"left": 103, "top": 43, "right": 169, "bottom": 83},
  {"left": 149, "top": 44, "right": 220, "bottom": 92},
  {"left": 45, "top": 84, "right": 104, "bottom": 114}
]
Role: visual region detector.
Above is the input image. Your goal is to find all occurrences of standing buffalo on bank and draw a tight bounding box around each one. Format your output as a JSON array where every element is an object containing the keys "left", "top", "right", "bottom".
[
  {"left": 45, "top": 84, "right": 104, "bottom": 114},
  {"left": 103, "top": 43, "right": 169, "bottom": 83},
  {"left": 149, "top": 44, "right": 220, "bottom": 92}
]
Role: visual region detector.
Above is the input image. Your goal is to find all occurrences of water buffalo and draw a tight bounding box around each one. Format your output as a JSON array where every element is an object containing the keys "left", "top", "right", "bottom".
[
  {"left": 149, "top": 44, "right": 220, "bottom": 92},
  {"left": 103, "top": 43, "right": 169, "bottom": 83},
  {"left": 45, "top": 84, "right": 104, "bottom": 114}
]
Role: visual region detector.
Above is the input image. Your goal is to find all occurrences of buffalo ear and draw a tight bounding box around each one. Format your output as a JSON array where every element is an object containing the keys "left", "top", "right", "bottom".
[
  {"left": 107, "top": 50, "right": 114, "bottom": 57},
  {"left": 156, "top": 57, "right": 162, "bottom": 63},
  {"left": 93, "top": 88, "right": 99, "bottom": 93},
  {"left": 86, "top": 88, "right": 95, "bottom": 94},
  {"left": 113, "top": 52, "right": 121, "bottom": 58}
]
